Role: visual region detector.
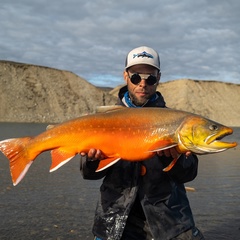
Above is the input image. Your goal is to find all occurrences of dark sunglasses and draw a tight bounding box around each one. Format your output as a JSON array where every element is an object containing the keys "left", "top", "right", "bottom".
[{"left": 128, "top": 73, "right": 158, "bottom": 86}]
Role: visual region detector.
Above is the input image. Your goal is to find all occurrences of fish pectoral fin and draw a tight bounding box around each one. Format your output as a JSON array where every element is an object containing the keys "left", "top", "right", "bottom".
[
  {"left": 148, "top": 143, "right": 178, "bottom": 153},
  {"left": 148, "top": 142, "right": 180, "bottom": 171},
  {"left": 50, "top": 149, "right": 76, "bottom": 172},
  {"left": 96, "top": 157, "right": 121, "bottom": 172},
  {"left": 162, "top": 156, "right": 180, "bottom": 172}
]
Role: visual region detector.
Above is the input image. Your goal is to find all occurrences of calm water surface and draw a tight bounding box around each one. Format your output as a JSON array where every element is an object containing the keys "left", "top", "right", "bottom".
[{"left": 0, "top": 123, "right": 239, "bottom": 240}]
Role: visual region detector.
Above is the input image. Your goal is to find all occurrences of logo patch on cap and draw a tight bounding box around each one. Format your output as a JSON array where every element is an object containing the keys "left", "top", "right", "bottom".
[{"left": 133, "top": 51, "right": 154, "bottom": 59}]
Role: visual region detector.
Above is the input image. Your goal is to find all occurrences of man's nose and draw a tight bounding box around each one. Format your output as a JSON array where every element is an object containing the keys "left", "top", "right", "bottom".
[{"left": 138, "top": 78, "right": 147, "bottom": 86}]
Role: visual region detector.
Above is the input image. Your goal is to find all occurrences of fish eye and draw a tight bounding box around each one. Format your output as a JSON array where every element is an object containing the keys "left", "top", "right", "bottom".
[{"left": 209, "top": 124, "right": 218, "bottom": 131}]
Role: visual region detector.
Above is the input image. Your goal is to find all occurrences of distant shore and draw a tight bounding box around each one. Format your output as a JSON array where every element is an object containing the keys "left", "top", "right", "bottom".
[{"left": 1, "top": 61, "right": 239, "bottom": 125}]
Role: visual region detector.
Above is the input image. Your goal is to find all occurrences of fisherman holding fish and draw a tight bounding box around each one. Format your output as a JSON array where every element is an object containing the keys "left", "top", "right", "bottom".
[
  {"left": 80, "top": 46, "right": 205, "bottom": 240},
  {"left": 0, "top": 47, "right": 236, "bottom": 238}
]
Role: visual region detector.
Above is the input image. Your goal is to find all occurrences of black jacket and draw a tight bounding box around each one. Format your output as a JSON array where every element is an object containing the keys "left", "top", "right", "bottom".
[{"left": 80, "top": 86, "right": 198, "bottom": 240}]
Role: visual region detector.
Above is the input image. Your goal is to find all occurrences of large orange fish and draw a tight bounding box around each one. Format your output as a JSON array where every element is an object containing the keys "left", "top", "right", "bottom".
[{"left": 0, "top": 106, "right": 237, "bottom": 186}]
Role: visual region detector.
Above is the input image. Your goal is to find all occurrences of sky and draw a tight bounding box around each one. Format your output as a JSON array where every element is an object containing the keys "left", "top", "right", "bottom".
[{"left": 1, "top": 0, "right": 240, "bottom": 87}]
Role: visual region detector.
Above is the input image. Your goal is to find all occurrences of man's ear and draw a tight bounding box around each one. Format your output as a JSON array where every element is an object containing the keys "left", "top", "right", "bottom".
[
  {"left": 123, "top": 71, "right": 128, "bottom": 83},
  {"left": 155, "top": 71, "right": 161, "bottom": 85}
]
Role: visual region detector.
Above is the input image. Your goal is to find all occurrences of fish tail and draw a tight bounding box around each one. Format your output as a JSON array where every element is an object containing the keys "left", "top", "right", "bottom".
[{"left": 0, "top": 137, "right": 33, "bottom": 186}]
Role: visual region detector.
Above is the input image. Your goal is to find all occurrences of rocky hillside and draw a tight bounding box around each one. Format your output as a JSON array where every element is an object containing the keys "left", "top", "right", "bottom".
[
  {"left": 157, "top": 79, "right": 239, "bottom": 126},
  {"left": 0, "top": 61, "right": 239, "bottom": 126},
  {"left": 110, "top": 79, "right": 240, "bottom": 126},
  {"left": 0, "top": 61, "right": 117, "bottom": 123}
]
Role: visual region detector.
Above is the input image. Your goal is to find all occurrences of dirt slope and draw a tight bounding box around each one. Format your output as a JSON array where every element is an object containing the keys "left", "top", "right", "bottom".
[
  {"left": 0, "top": 61, "right": 117, "bottom": 123},
  {"left": 0, "top": 61, "right": 239, "bottom": 126},
  {"left": 110, "top": 79, "right": 240, "bottom": 126}
]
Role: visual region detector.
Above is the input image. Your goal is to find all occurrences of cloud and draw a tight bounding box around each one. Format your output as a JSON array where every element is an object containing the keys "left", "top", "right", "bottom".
[{"left": 1, "top": 0, "right": 239, "bottom": 87}]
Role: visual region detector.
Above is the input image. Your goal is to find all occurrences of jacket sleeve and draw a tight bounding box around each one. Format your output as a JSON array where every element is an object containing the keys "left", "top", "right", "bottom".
[
  {"left": 164, "top": 154, "right": 199, "bottom": 183},
  {"left": 80, "top": 155, "right": 108, "bottom": 180}
]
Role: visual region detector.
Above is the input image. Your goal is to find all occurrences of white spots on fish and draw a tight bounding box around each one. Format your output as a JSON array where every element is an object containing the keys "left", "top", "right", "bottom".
[{"left": 131, "top": 128, "right": 143, "bottom": 136}]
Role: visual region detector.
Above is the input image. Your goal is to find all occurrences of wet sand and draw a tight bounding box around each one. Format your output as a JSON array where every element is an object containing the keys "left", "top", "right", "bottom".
[{"left": 0, "top": 123, "right": 239, "bottom": 240}]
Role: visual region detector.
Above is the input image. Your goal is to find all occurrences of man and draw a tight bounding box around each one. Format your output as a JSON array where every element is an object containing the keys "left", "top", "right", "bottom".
[{"left": 80, "top": 46, "right": 205, "bottom": 240}]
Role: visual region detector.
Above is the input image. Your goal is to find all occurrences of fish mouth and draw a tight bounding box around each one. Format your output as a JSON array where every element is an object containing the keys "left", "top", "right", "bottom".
[{"left": 205, "top": 128, "right": 237, "bottom": 149}]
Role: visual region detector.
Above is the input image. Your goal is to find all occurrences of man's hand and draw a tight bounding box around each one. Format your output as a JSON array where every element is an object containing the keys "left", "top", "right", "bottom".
[
  {"left": 157, "top": 148, "right": 192, "bottom": 159},
  {"left": 80, "top": 149, "right": 106, "bottom": 161}
]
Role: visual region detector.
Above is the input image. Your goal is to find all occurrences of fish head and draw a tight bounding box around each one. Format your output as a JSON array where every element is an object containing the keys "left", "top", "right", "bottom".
[{"left": 177, "top": 116, "right": 237, "bottom": 154}]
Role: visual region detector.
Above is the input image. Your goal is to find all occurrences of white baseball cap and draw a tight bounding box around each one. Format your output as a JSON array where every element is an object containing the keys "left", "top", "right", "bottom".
[{"left": 125, "top": 46, "right": 160, "bottom": 70}]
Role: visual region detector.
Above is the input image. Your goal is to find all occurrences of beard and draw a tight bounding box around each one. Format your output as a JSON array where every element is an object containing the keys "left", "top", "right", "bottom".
[{"left": 129, "top": 92, "right": 150, "bottom": 107}]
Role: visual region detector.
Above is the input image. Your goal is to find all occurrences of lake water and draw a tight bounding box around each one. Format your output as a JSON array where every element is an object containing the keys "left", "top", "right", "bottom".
[{"left": 0, "top": 123, "right": 239, "bottom": 240}]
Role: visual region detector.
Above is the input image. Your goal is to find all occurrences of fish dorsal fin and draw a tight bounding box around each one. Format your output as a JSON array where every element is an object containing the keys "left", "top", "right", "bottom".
[
  {"left": 96, "top": 105, "right": 125, "bottom": 113},
  {"left": 46, "top": 124, "right": 56, "bottom": 130},
  {"left": 96, "top": 157, "right": 121, "bottom": 172}
]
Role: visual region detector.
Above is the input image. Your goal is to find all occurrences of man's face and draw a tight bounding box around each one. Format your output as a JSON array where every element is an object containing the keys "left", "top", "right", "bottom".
[{"left": 123, "top": 64, "right": 160, "bottom": 106}]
